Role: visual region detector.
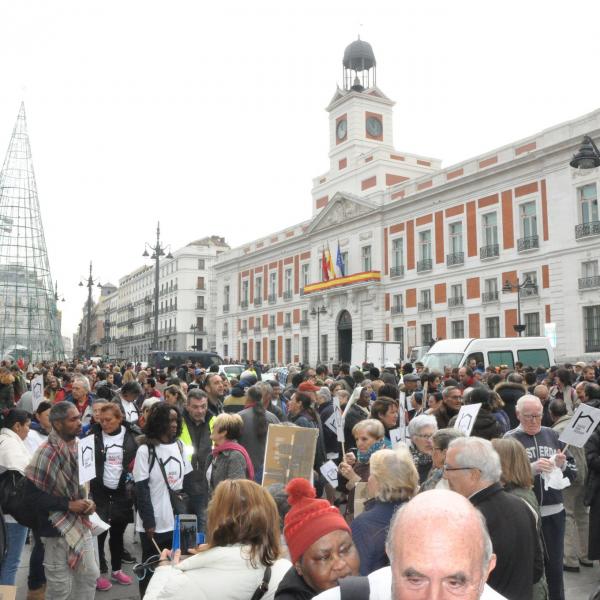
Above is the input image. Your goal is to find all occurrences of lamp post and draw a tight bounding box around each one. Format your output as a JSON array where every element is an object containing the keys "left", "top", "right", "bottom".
[
  {"left": 570, "top": 135, "right": 600, "bottom": 170},
  {"left": 310, "top": 305, "right": 327, "bottom": 364},
  {"left": 78, "top": 261, "right": 102, "bottom": 357},
  {"left": 502, "top": 276, "right": 536, "bottom": 337},
  {"left": 142, "top": 222, "right": 173, "bottom": 352},
  {"left": 190, "top": 324, "right": 199, "bottom": 350}
]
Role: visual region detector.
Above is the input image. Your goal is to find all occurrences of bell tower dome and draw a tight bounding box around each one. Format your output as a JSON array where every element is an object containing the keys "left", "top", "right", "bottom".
[{"left": 342, "top": 38, "right": 376, "bottom": 92}]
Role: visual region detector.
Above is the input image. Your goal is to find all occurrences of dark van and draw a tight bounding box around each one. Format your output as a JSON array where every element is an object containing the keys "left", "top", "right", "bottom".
[{"left": 148, "top": 351, "right": 223, "bottom": 370}]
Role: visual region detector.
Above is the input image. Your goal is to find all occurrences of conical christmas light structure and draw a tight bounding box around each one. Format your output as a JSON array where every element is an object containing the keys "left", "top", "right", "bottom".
[{"left": 0, "top": 103, "right": 64, "bottom": 362}]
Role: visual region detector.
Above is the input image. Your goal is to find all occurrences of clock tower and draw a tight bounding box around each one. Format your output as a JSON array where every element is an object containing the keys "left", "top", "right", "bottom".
[{"left": 311, "top": 38, "right": 439, "bottom": 214}]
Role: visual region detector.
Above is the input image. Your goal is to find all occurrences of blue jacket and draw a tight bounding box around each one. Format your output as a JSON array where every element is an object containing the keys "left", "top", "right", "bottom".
[
  {"left": 504, "top": 425, "right": 577, "bottom": 508},
  {"left": 351, "top": 498, "right": 405, "bottom": 575}
]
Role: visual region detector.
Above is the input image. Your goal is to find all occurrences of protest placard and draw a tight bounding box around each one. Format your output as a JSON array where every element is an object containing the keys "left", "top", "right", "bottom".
[
  {"left": 31, "top": 375, "right": 44, "bottom": 413},
  {"left": 454, "top": 403, "right": 482, "bottom": 436},
  {"left": 78, "top": 435, "right": 96, "bottom": 484},
  {"left": 559, "top": 404, "right": 600, "bottom": 448},
  {"left": 262, "top": 424, "right": 318, "bottom": 488},
  {"left": 319, "top": 459, "right": 339, "bottom": 488}
]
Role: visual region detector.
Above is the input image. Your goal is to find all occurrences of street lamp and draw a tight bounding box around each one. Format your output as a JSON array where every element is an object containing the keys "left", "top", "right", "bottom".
[
  {"left": 78, "top": 261, "right": 102, "bottom": 357},
  {"left": 310, "top": 305, "right": 327, "bottom": 364},
  {"left": 142, "top": 222, "right": 173, "bottom": 352},
  {"left": 570, "top": 135, "right": 600, "bottom": 170},
  {"left": 502, "top": 276, "right": 536, "bottom": 337}
]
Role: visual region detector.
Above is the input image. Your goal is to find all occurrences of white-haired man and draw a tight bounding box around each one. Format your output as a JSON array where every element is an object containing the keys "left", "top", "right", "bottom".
[
  {"left": 313, "top": 489, "right": 505, "bottom": 600},
  {"left": 444, "top": 437, "right": 540, "bottom": 600},
  {"left": 505, "top": 394, "right": 577, "bottom": 600}
]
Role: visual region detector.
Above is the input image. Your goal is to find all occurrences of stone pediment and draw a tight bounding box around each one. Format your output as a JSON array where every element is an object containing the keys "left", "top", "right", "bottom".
[{"left": 307, "top": 192, "right": 379, "bottom": 234}]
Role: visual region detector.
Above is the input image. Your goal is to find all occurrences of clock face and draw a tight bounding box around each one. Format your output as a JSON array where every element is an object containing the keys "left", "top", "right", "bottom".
[
  {"left": 336, "top": 119, "right": 347, "bottom": 141},
  {"left": 366, "top": 117, "right": 383, "bottom": 137}
]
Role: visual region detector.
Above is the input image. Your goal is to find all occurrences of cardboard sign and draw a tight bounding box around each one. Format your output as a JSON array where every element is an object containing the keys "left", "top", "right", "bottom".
[
  {"left": 399, "top": 391, "right": 407, "bottom": 411},
  {"left": 353, "top": 482, "right": 369, "bottom": 517},
  {"left": 389, "top": 427, "right": 407, "bottom": 449},
  {"left": 0, "top": 585, "right": 16, "bottom": 600},
  {"left": 559, "top": 404, "right": 600, "bottom": 448},
  {"left": 262, "top": 424, "right": 318, "bottom": 488},
  {"left": 333, "top": 396, "right": 344, "bottom": 443},
  {"left": 77, "top": 435, "right": 96, "bottom": 484},
  {"left": 319, "top": 459, "right": 339, "bottom": 488},
  {"left": 454, "top": 403, "right": 482, "bottom": 436},
  {"left": 31, "top": 375, "right": 44, "bottom": 413}
]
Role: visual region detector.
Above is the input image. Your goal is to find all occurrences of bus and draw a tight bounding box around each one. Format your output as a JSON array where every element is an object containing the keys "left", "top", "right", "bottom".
[{"left": 147, "top": 351, "right": 223, "bottom": 370}]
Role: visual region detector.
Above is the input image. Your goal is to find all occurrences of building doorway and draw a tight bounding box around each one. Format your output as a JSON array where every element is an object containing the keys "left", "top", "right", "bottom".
[{"left": 337, "top": 310, "right": 352, "bottom": 363}]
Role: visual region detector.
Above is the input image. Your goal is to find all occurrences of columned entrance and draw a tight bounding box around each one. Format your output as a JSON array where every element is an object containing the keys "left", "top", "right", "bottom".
[{"left": 337, "top": 310, "right": 352, "bottom": 363}]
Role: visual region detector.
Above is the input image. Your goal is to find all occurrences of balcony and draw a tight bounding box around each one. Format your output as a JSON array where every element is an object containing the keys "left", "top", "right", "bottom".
[
  {"left": 390, "top": 265, "right": 405, "bottom": 278},
  {"left": 418, "top": 301, "right": 432, "bottom": 312},
  {"left": 482, "top": 291, "right": 499, "bottom": 303},
  {"left": 222, "top": 330, "right": 228, "bottom": 338},
  {"left": 300, "top": 318, "right": 309, "bottom": 327},
  {"left": 575, "top": 221, "right": 600, "bottom": 239},
  {"left": 417, "top": 259, "right": 433, "bottom": 273},
  {"left": 448, "top": 296, "right": 464, "bottom": 307},
  {"left": 253, "top": 326, "right": 262, "bottom": 335},
  {"left": 283, "top": 322, "right": 292, "bottom": 331},
  {"left": 579, "top": 275, "right": 600, "bottom": 290},
  {"left": 253, "top": 297, "right": 262, "bottom": 307},
  {"left": 222, "top": 303, "right": 229, "bottom": 313},
  {"left": 391, "top": 305, "right": 404, "bottom": 315},
  {"left": 196, "top": 305, "right": 206, "bottom": 312},
  {"left": 240, "top": 300, "right": 248, "bottom": 310},
  {"left": 268, "top": 324, "right": 276, "bottom": 332},
  {"left": 517, "top": 235, "right": 539, "bottom": 252},
  {"left": 268, "top": 294, "right": 277, "bottom": 304},
  {"left": 446, "top": 252, "right": 464, "bottom": 267},
  {"left": 283, "top": 290, "right": 293, "bottom": 301},
  {"left": 521, "top": 285, "right": 539, "bottom": 297},
  {"left": 240, "top": 327, "right": 247, "bottom": 335},
  {"left": 480, "top": 244, "right": 499, "bottom": 259}
]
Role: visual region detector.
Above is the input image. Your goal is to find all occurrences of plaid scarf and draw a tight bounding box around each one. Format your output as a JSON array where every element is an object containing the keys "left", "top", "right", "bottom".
[{"left": 25, "top": 430, "right": 92, "bottom": 569}]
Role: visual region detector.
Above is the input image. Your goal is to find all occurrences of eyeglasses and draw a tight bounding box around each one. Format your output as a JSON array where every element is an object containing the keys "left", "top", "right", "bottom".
[
  {"left": 521, "top": 414, "right": 543, "bottom": 421},
  {"left": 443, "top": 464, "right": 478, "bottom": 472}
]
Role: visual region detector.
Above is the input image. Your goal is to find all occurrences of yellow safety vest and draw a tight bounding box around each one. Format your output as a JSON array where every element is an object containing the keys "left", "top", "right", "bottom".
[{"left": 179, "top": 415, "right": 215, "bottom": 463}]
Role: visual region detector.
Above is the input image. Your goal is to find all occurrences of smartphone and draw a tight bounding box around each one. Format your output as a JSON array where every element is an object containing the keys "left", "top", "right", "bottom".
[{"left": 177, "top": 514, "right": 198, "bottom": 555}]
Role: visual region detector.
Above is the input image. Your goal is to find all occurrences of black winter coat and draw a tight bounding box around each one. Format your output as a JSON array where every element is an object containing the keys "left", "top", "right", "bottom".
[
  {"left": 494, "top": 381, "right": 527, "bottom": 428},
  {"left": 470, "top": 483, "right": 538, "bottom": 600},
  {"left": 585, "top": 425, "right": 600, "bottom": 559},
  {"left": 274, "top": 566, "right": 315, "bottom": 600}
]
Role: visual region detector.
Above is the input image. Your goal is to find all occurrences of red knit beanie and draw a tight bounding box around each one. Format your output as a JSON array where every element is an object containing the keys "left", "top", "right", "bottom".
[{"left": 283, "top": 478, "right": 350, "bottom": 563}]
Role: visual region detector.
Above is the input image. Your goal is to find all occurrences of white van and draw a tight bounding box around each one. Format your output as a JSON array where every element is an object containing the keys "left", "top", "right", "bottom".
[{"left": 422, "top": 337, "right": 555, "bottom": 372}]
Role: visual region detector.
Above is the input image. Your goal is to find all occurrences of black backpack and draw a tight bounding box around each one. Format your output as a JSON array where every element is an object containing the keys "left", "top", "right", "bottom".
[{"left": 0, "top": 470, "right": 38, "bottom": 529}]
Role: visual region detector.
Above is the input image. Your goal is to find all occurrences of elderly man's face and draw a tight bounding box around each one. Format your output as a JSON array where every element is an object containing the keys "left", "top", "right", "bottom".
[
  {"left": 71, "top": 380, "right": 87, "bottom": 401},
  {"left": 391, "top": 507, "right": 493, "bottom": 600},
  {"left": 517, "top": 399, "right": 543, "bottom": 436}
]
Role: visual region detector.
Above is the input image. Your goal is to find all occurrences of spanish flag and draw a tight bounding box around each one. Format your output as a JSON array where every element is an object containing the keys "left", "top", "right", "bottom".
[
  {"left": 321, "top": 248, "right": 329, "bottom": 281},
  {"left": 326, "top": 244, "right": 336, "bottom": 279}
]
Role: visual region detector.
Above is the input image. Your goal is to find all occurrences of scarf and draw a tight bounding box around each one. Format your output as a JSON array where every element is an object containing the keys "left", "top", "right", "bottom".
[
  {"left": 25, "top": 430, "right": 91, "bottom": 569},
  {"left": 357, "top": 439, "right": 386, "bottom": 464},
  {"left": 211, "top": 440, "right": 255, "bottom": 481}
]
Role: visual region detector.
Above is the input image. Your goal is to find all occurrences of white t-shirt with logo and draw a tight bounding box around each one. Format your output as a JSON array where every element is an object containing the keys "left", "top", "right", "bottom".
[
  {"left": 102, "top": 427, "right": 126, "bottom": 490},
  {"left": 133, "top": 441, "right": 192, "bottom": 533},
  {"left": 121, "top": 399, "right": 139, "bottom": 424}
]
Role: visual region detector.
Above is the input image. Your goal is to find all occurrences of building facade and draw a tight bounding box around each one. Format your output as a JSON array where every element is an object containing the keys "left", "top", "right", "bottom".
[
  {"left": 105, "top": 236, "right": 229, "bottom": 361},
  {"left": 213, "top": 39, "right": 600, "bottom": 366}
]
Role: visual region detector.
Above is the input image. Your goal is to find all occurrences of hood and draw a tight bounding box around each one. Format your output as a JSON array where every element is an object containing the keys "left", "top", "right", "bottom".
[
  {"left": 30, "top": 420, "right": 49, "bottom": 436},
  {"left": 494, "top": 381, "right": 527, "bottom": 394}
]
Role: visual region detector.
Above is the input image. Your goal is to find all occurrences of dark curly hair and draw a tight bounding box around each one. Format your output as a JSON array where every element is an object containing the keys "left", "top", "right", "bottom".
[{"left": 143, "top": 402, "right": 182, "bottom": 442}]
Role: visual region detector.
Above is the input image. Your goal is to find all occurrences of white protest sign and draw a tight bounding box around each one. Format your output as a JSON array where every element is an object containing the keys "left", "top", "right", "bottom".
[
  {"left": 319, "top": 459, "right": 339, "bottom": 487},
  {"left": 333, "top": 396, "right": 344, "bottom": 443},
  {"left": 78, "top": 436, "right": 96, "bottom": 484},
  {"left": 559, "top": 404, "right": 600, "bottom": 448},
  {"left": 454, "top": 403, "right": 482, "bottom": 436},
  {"left": 399, "top": 391, "right": 407, "bottom": 411},
  {"left": 31, "top": 375, "right": 44, "bottom": 412},
  {"left": 389, "top": 427, "right": 406, "bottom": 448}
]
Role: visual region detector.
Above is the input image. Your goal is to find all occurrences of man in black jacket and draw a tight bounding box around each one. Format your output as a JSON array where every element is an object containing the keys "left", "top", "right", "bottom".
[{"left": 444, "top": 436, "right": 539, "bottom": 600}]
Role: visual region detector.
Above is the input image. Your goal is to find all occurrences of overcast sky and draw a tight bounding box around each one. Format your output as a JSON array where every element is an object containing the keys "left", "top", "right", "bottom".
[{"left": 1, "top": 0, "right": 599, "bottom": 338}]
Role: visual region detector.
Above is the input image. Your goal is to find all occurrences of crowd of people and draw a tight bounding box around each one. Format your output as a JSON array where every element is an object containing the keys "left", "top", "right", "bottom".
[{"left": 0, "top": 355, "right": 598, "bottom": 599}]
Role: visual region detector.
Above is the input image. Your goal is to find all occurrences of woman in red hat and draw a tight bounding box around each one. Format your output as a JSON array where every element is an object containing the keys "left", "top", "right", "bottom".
[{"left": 275, "top": 478, "right": 359, "bottom": 600}]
